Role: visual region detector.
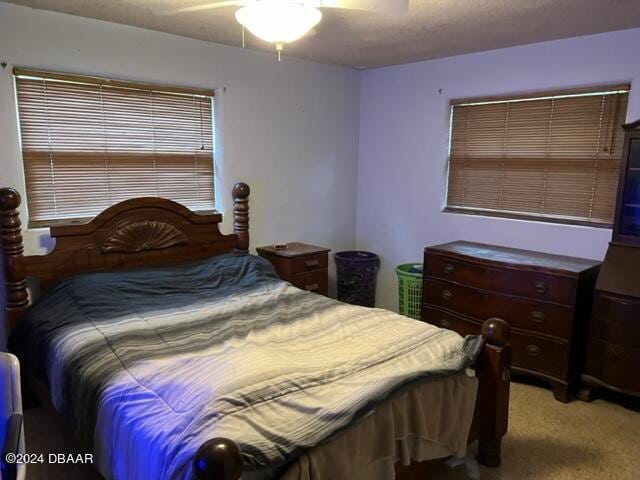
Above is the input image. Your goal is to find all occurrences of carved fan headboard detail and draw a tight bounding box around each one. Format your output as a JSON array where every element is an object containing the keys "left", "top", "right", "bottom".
[
  {"left": 0, "top": 182, "right": 250, "bottom": 332},
  {"left": 101, "top": 220, "right": 189, "bottom": 254}
]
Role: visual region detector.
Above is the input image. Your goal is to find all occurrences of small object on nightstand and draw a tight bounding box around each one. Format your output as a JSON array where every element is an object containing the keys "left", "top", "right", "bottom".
[
  {"left": 257, "top": 242, "right": 330, "bottom": 295},
  {"left": 273, "top": 243, "right": 288, "bottom": 250}
]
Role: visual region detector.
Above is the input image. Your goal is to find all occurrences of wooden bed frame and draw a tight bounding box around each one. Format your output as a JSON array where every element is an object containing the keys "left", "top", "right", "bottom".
[{"left": 0, "top": 183, "right": 511, "bottom": 480}]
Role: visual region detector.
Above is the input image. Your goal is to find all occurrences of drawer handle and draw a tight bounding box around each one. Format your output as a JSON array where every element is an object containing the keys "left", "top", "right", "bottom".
[
  {"left": 442, "top": 290, "right": 453, "bottom": 301},
  {"left": 526, "top": 344, "right": 542, "bottom": 357},
  {"left": 304, "top": 259, "right": 320, "bottom": 269},
  {"left": 604, "top": 344, "right": 624, "bottom": 356},
  {"left": 439, "top": 319, "right": 451, "bottom": 329},
  {"left": 443, "top": 263, "right": 455, "bottom": 274},
  {"left": 530, "top": 310, "right": 545, "bottom": 323},
  {"left": 534, "top": 281, "right": 548, "bottom": 294},
  {"left": 305, "top": 283, "right": 320, "bottom": 292}
]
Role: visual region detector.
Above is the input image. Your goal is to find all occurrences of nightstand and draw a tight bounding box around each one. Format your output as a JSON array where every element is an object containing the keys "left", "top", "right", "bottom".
[{"left": 257, "top": 242, "right": 330, "bottom": 295}]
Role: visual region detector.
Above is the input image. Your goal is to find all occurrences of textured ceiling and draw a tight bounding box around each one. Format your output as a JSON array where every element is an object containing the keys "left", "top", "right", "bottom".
[{"left": 4, "top": 0, "right": 640, "bottom": 68}]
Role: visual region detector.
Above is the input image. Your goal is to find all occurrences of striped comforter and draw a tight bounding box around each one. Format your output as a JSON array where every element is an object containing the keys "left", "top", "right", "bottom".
[{"left": 12, "top": 253, "right": 482, "bottom": 480}]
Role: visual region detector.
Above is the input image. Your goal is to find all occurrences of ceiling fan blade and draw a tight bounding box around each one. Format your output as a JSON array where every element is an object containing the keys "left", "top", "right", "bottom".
[
  {"left": 159, "top": 1, "right": 242, "bottom": 15},
  {"left": 320, "top": 0, "right": 409, "bottom": 14}
]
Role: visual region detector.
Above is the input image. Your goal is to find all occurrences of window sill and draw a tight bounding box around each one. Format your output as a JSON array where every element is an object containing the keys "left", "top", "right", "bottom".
[{"left": 442, "top": 207, "right": 613, "bottom": 229}]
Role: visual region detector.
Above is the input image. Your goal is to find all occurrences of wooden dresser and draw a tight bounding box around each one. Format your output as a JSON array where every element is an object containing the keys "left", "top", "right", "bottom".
[
  {"left": 257, "top": 242, "right": 330, "bottom": 296},
  {"left": 422, "top": 241, "right": 600, "bottom": 402}
]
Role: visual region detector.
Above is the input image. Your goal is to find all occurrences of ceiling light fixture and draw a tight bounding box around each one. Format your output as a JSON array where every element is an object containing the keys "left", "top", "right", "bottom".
[{"left": 235, "top": 0, "right": 323, "bottom": 60}]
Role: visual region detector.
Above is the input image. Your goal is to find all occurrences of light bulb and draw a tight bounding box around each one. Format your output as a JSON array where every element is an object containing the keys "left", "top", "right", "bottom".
[{"left": 235, "top": 1, "right": 322, "bottom": 46}]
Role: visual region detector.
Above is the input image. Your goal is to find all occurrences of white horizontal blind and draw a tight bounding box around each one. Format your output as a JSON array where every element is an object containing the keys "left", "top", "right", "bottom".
[
  {"left": 15, "top": 71, "right": 215, "bottom": 227},
  {"left": 447, "top": 86, "right": 629, "bottom": 226}
]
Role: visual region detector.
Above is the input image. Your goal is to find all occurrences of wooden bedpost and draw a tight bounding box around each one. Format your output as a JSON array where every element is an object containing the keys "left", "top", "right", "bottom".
[
  {"left": 193, "top": 437, "right": 243, "bottom": 480},
  {"left": 232, "top": 182, "right": 250, "bottom": 253},
  {"left": 0, "top": 188, "right": 29, "bottom": 333},
  {"left": 476, "top": 317, "right": 511, "bottom": 467}
]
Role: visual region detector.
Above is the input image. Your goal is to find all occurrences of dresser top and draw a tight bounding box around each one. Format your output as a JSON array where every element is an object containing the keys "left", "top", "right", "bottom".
[
  {"left": 256, "top": 242, "right": 330, "bottom": 258},
  {"left": 426, "top": 241, "right": 600, "bottom": 274}
]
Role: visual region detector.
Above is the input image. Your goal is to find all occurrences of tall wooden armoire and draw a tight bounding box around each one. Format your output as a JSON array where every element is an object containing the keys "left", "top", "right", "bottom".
[{"left": 581, "top": 119, "right": 640, "bottom": 398}]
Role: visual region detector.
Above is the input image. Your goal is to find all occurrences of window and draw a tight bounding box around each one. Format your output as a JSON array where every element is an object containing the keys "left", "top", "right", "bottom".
[
  {"left": 446, "top": 85, "right": 629, "bottom": 226},
  {"left": 14, "top": 69, "right": 215, "bottom": 227}
]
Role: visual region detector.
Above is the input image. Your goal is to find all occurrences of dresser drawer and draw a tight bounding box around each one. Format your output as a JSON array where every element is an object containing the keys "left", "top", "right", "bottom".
[
  {"left": 593, "top": 292, "right": 640, "bottom": 323},
  {"left": 291, "top": 253, "right": 328, "bottom": 274},
  {"left": 425, "top": 253, "right": 577, "bottom": 305},
  {"left": 591, "top": 292, "right": 640, "bottom": 348},
  {"left": 423, "top": 278, "right": 573, "bottom": 339},
  {"left": 424, "top": 306, "right": 568, "bottom": 379},
  {"left": 422, "top": 306, "right": 482, "bottom": 336},
  {"left": 589, "top": 318, "right": 640, "bottom": 349},
  {"left": 510, "top": 331, "right": 568, "bottom": 380},
  {"left": 585, "top": 338, "right": 640, "bottom": 394},
  {"left": 290, "top": 270, "right": 328, "bottom": 295}
]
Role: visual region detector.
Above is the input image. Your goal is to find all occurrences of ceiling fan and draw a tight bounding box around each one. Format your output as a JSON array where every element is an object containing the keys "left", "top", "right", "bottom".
[{"left": 165, "top": 0, "right": 410, "bottom": 60}]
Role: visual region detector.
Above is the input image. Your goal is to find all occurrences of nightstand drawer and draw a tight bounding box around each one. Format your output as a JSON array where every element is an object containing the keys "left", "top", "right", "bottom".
[
  {"left": 257, "top": 243, "right": 330, "bottom": 297},
  {"left": 290, "top": 270, "right": 328, "bottom": 295},
  {"left": 291, "top": 253, "right": 328, "bottom": 274}
]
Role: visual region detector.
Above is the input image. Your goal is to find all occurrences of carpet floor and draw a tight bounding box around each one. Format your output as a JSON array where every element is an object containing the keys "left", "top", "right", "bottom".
[{"left": 23, "top": 381, "right": 640, "bottom": 479}]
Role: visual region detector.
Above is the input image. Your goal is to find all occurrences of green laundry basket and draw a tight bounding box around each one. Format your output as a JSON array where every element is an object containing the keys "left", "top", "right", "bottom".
[{"left": 396, "top": 263, "right": 424, "bottom": 320}]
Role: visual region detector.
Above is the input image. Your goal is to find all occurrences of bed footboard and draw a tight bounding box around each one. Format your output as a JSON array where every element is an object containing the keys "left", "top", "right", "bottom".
[
  {"left": 193, "top": 438, "right": 243, "bottom": 480},
  {"left": 192, "top": 318, "right": 511, "bottom": 479},
  {"left": 472, "top": 317, "right": 511, "bottom": 467}
]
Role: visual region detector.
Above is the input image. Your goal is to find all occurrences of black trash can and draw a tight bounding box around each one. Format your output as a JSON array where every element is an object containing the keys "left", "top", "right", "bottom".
[{"left": 335, "top": 251, "right": 380, "bottom": 307}]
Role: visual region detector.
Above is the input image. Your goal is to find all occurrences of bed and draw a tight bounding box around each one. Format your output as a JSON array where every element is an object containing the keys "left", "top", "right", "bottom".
[{"left": 0, "top": 183, "right": 511, "bottom": 480}]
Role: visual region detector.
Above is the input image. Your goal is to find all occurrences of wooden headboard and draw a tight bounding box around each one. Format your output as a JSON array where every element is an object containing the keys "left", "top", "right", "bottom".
[{"left": 0, "top": 182, "right": 250, "bottom": 332}]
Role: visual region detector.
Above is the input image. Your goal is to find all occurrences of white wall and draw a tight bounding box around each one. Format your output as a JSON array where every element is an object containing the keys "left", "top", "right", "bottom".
[
  {"left": 0, "top": 2, "right": 360, "bottom": 349},
  {"left": 357, "top": 28, "right": 640, "bottom": 310},
  {"left": 3, "top": 4, "right": 640, "bottom": 349}
]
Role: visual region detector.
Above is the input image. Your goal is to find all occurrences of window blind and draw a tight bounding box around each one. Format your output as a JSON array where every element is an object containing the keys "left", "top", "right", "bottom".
[
  {"left": 14, "top": 69, "right": 215, "bottom": 227},
  {"left": 446, "top": 85, "right": 629, "bottom": 226}
]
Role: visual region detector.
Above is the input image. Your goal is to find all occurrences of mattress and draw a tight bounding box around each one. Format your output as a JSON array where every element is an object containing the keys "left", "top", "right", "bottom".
[{"left": 10, "top": 253, "right": 482, "bottom": 480}]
